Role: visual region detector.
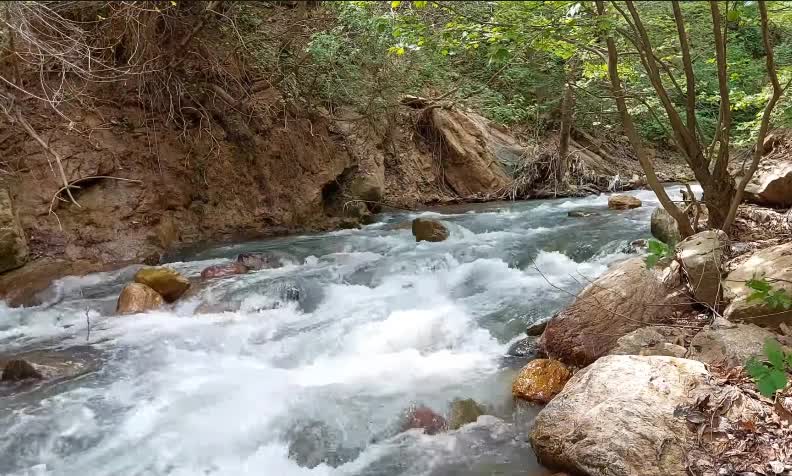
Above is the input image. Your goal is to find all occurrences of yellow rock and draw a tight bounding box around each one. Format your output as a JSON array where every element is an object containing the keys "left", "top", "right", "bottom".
[
  {"left": 116, "top": 282, "right": 164, "bottom": 314},
  {"left": 608, "top": 194, "right": 642, "bottom": 210},
  {"left": 134, "top": 266, "right": 190, "bottom": 302},
  {"left": 512, "top": 359, "right": 571, "bottom": 404}
]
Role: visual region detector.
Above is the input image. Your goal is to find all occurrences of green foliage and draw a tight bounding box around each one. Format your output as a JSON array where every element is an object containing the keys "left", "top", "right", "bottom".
[
  {"left": 645, "top": 238, "right": 672, "bottom": 268},
  {"left": 746, "top": 277, "right": 792, "bottom": 310},
  {"left": 745, "top": 338, "right": 792, "bottom": 397}
]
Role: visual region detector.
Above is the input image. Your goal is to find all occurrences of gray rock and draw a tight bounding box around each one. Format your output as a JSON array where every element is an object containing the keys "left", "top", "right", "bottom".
[
  {"left": 526, "top": 319, "right": 548, "bottom": 337},
  {"left": 506, "top": 337, "right": 539, "bottom": 358},
  {"left": 689, "top": 323, "right": 790, "bottom": 367},
  {"left": 0, "top": 189, "right": 28, "bottom": 273},
  {"left": 650, "top": 207, "right": 682, "bottom": 245},
  {"left": 676, "top": 230, "right": 728, "bottom": 308},
  {"left": 744, "top": 157, "right": 792, "bottom": 207},
  {"left": 448, "top": 398, "right": 486, "bottom": 430},
  {"left": 723, "top": 242, "right": 792, "bottom": 330},
  {"left": 530, "top": 355, "right": 710, "bottom": 476},
  {"left": 610, "top": 327, "right": 688, "bottom": 358}
]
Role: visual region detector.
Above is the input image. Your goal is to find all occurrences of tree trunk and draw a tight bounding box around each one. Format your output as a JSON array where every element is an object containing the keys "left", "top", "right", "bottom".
[{"left": 557, "top": 62, "right": 577, "bottom": 183}]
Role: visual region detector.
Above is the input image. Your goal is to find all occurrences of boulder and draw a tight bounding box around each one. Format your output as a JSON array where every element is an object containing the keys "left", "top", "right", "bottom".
[
  {"left": 237, "top": 252, "right": 286, "bottom": 270},
  {"left": 1, "top": 359, "right": 43, "bottom": 381},
  {"left": 723, "top": 242, "right": 792, "bottom": 329},
  {"left": 609, "top": 327, "right": 688, "bottom": 358},
  {"left": 401, "top": 405, "right": 447, "bottom": 435},
  {"left": 133, "top": 266, "right": 190, "bottom": 302},
  {"left": 512, "top": 359, "right": 571, "bottom": 404},
  {"left": 0, "top": 189, "right": 28, "bottom": 273},
  {"left": 689, "top": 323, "right": 790, "bottom": 367},
  {"left": 200, "top": 261, "right": 248, "bottom": 279},
  {"left": 540, "top": 257, "right": 692, "bottom": 366},
  {"left": 530, "top": 355, "right": 710, "bottom": 476},
  {"left": 411, "top": 218, "right": 449, "bottom": 242},
  {"left": 116, "top": 282, "right": 164, "bottom": 314},
  {"left": 650, "top": 207, "right": 681, "bottom": 245},
  {"left": 676, "top": 230, "right": 727, "bottom": 308},
  {"left": 608, "top": 194, "right": 642, "bottom": 210},
  {"left": 348, "top": 172, "right": 384, "bottom": 204},
  {"left": 448, "top": 398, "right": 485, "bottom": 429},
  {"left": 744, "top": 158, "right": 792, "bottom": 207}
]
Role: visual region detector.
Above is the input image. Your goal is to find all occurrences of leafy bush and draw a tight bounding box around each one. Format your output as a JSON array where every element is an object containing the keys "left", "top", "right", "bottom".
[
  {"left": 746, "top": 277, "right": 792, "bottom": 310},
  {"left": 745, "top": 338, "right": 792, "bottom": 397},
  {"left": 645, "top": 238, "right": 672, "bottom": 268}
]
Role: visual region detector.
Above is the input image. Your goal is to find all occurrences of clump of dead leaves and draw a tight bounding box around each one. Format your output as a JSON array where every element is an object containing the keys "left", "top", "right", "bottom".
[{"left": 679, "top": 364, "right": 792, "bottom": 475}]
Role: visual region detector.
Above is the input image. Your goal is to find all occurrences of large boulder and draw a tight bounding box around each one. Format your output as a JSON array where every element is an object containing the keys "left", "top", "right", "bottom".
[
  {"left": 512, "top": 359, "right": 571, "bottom": 404},
  {"left": 744, "top": 157, "right": 792, "bottom": 207},
  {"left": 530, "top": 355, "right": 710, "bottom": 476},
  {"left": 116, "top": 282, "right": 164, "bottom": 314},
  {"left": 676, "top": 230, "right": 728, "bottom": 308},
  {"left": 650, "top": 207, "right": 681, "bottom": 245},
  {"left": 539, "top": 258, "right": 692, "bottom": 366},
  {"left": 411, "top": 218, "right": 449, "bottom": 242},
  {"left": 133, "top": 266, "right": 190, "bottom": 302},
  {"left": 723, "top": 242, "right": 792, "bottom": 329},
  {"left": 0, "top": 189, "right": 28, "bottom": 273},
  {"left": 689, "top": 323, "right": 790, "bottom": 367},
  {"left": 608, "top": 194, "right": 642, "bottom": 210}
]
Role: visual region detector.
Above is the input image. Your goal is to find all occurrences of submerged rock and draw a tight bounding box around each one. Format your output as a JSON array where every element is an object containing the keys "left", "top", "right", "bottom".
[
  {"left": 0, "top": 189, "right": 28, "bottom": 273},
  {"left": 507, "top": 337, "right": 539, "bottom": 358},
  {"left": 530, "top": 355, "right": 710, "bottom": 476},
  {"left": 237, "top": 251, "right": 287, "bottom": 270},
  {"left": 567, "top": 211, "right": 598, "bottom": 218},
  {"left": 116, "top": 282, "right": 164, "bottom": 314},
  {"left": 286, "top": 419, "right": 355, "bottom": 469},
  {"left": 200, "top": 261, "right": 248, "bottom": 279},
  {"left": 411, "top": 218, "right": 449, "bottom": 242},
  {"left": 512, "top": 359, "right": 571, "bottom": 404},
  {"left": 1, "top": 359, "right": 43, "bottom": 382},
  {"left": 723, "top": 242, "right": 792, "bottom": 329},
  {"left": 134, "top": 266, "right": 190, "bottom": 302},
  {"left": 401, "top": 405, "right": 447, "bottom": 435},
  {"left": 676, "top": 230, "right": 727, "bottom": 308},
  {"left": 608, "top": 194, "right": 642, "bottom": 210},
  {"left": 448, "top": 398, "right": 486, "bottom": 429},
  {"left": 540, "top": 257, "right": 691, "bottom": 366},
  {"left": 650, "top": 207, "right": 682, "bottom": 245}
]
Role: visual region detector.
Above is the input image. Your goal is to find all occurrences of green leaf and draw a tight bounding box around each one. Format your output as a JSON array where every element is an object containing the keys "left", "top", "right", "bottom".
[
  {"left": 391, "top": 1, "right": 401, "bottom": 8},
  {"left": 745, "top": 358, "right": 769, "bottom": 378},
  {"left": 727, "top": 10, "right": 740, "bottom": 22},
  {"left": 413, "top": 1, "right": 428, "bottom": 8},
  {"left": 645, "top": 254, "right": 659, "bottom": 268},
  {"left": 768, "top": 368, "right": 788, "bottom": 391},
  {"left": 765, "top": 339, "right": 785, "bottom": 369},
  {"left": 757, "top": 375, "right": 780, "bottom": 397}
]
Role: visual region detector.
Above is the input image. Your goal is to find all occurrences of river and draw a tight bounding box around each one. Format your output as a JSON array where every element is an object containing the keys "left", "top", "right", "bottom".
[{"left": 0, "top": 186, "right": 696, "bottom": 476}]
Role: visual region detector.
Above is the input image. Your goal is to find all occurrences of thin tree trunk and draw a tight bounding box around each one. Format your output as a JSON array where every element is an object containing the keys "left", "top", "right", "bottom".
[
  {"left": 595, "top": 0, "right": 693, "bottom": 238},
  {"left": 557, "top": 59, "right": 578, "bottom": 183}
]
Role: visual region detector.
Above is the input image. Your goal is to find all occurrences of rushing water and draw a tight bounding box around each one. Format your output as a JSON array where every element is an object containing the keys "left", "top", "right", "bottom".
[{"left": 0, "top": 186, "right": 697, "bottom": 476}]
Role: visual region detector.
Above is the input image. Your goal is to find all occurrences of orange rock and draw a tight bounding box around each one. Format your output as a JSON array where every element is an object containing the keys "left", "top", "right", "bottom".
[
  {"left": 401, "top": 405, "right": 447, "bottom": 435},
  {"left": 608, "top": 194, "right": 642, "bottom": 210},
  {"left": 512, "top": 359, "right": 571, "bottom": 404},
  {"left": 200, "top": 261, "right": 248, "bottom": 279},
  {"left": 116, "top": 282, "right": 164, "bottom": 314}
]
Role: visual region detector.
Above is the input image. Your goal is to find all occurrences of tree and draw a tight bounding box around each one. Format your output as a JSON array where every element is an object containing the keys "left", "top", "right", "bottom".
[{"left": 596, "top": 0, "right": 789, "bottom": 236}]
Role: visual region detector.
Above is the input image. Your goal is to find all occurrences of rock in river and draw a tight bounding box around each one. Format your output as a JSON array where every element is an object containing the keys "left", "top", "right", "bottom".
[
  {"left": 650, "top": 206, "right": 681, "bottom": 245},
  {"left": 200, "top": 261, "right": 248, "bottom": 279},
  {"left": 401, "top": 405, "right": 447, "bottom": 435},
  {"left": 116, "top": 282, "right": 164, "bottom": 314},
  {"left": 134, "top": 266, "right": 190, "bottom": 302},
  {"left": 608, "top": 194, "right": 642, "bottom": 210},
  {"left": 237, "top": 251, "right": 287, "bottom": 270},
  {"left": 512, "top": 359, "right": 571, "bottom": 404},
  {"left": 540, "top": 257, "right": 691, "bottom": 366},
  {"left": 530, "top": 355, "right": 710, "bottom": 476},
  {"left": 448, "top": 398, "right": 486, "bottom": 429},
  {"left": 676, "top": 230, "right": 727, "bottom": 308},
  {"left": 412, "top": 218, "right": 449, "bottom": 242},
  {"left": 2, "top": 359, "right": 43, "bottom": 382}
]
